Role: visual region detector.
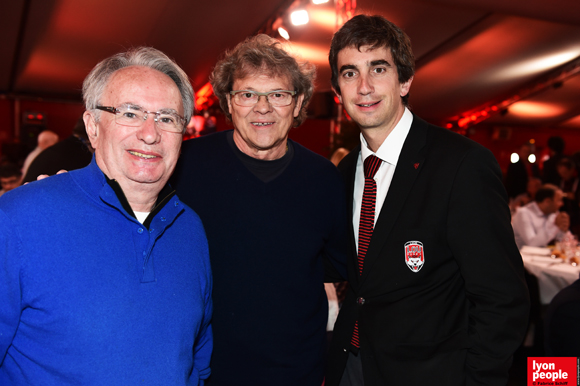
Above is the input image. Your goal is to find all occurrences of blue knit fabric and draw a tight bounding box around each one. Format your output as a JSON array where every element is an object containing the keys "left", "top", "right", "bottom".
[
  {"left": 171, "top": 131, "right": 347, "bottom": 386},
  {"left": 0, "top": 157, "right": 213, "bottom": 385}
]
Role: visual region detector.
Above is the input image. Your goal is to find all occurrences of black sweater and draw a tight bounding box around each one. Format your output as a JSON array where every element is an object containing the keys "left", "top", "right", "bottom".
[{"left": 171, "top": 131, "right": 347, "bottom": 386}]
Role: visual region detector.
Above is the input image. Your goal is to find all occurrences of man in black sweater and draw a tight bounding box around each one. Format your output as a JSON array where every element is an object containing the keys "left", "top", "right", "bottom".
[{"left": 171, "top": 35, "right": 347, "bottom": 386}]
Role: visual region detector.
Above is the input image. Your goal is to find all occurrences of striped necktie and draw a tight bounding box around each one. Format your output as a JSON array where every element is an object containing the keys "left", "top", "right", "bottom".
[{"left": 351, "top": 154, "right": 382, "bottom": 350}]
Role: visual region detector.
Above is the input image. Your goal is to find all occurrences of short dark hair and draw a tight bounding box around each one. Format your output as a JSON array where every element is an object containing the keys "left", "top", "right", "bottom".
[
  {"left": 535, "top": 185, "right": 558, "bottom": 203},
  {"left": 210, "top": 34, "right": 315, "bottom": 127},
  {"left": 0, "top": 163, "right": 22, "bottom": 179},
  {"left": 329, "top": 14, "right": 415, "bottom": 105},
  {"left": 547, "top": 136, "right": 565, "bottom": 154}
]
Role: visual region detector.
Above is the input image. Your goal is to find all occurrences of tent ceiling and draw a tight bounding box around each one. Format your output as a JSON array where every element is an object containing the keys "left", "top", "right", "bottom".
[{"left": 1, "top": 0, "right": 579, "bottom": 129}]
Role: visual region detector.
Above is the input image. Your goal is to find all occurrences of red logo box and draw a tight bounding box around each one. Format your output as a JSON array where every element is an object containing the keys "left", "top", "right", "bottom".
[{"left": 527, "top": 357, "right": 578, "bottom": 386}]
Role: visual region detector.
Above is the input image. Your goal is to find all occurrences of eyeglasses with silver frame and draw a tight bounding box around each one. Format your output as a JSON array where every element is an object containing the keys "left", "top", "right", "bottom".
[
  {"left": 96, "top": 105, "right": 185, "bottom": 133},
  {"left": 229, "top": 90, "right": 297, "bottom": 107}
]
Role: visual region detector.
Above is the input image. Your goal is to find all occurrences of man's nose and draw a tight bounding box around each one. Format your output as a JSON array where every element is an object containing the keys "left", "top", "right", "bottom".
[
  {"left": 253, "top": 95, "right": 273, "bottom": 113},
  {"left": 358, "top": 74, "right": 373, "bottom": 95},
  {"left": 138, "top": 113, "right": 161, "bottom": 143}
]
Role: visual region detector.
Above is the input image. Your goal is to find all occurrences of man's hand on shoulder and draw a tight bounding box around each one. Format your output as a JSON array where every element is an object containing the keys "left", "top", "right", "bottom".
[
  {"left": 37, "top": 170, "right": 68, "bottom": 181},
  {"left": 26, "top": 170, "right": 69, "bottom": 184}
]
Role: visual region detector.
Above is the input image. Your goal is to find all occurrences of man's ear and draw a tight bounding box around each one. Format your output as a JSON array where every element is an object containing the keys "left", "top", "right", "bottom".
[
  {"left": 226, "top": 94, "right": 233, "bottom": 116},
  {"left": 293, "top": 94, "right": 305, "bottom": 118},
  {"left": 400, "top": 76, "right": 414, "bottom": 98},
  {"left": 83, "top": 111, "right": 99, "bottom": 150},
  {"left": 332, "top": 88, "right": 342, "bottom": 104}
]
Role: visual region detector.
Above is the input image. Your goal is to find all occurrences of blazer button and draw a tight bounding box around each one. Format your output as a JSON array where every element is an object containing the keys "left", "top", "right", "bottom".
[{"left": 356, "top": 297, "right": 365, "bottom": 305}]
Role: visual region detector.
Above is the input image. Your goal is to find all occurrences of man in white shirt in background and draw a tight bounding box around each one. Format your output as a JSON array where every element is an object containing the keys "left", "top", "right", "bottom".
[
  {"left": 21, "top": 130, "right": 59, "bottom": 177},
  {"left": 512, "top": 184, "right": 570, "bottom": 249}
]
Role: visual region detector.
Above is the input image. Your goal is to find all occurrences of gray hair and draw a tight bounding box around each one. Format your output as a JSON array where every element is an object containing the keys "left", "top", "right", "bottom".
[{"left": 82, "top": 47, "right": 194, "bottom": 129}]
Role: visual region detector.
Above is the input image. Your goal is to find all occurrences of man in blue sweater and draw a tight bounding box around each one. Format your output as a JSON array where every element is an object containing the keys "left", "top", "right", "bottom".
[
  {"left": 171, "top": 35, "right": 347, "bottom": 386},
  {"left": 0, "top": 47, "right": 213, "bottom": 385}
]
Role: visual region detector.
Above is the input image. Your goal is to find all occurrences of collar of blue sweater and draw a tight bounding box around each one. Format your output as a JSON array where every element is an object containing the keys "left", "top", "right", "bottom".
[{"left": 78, "top": 156, "right": 177, "bottom": 229}]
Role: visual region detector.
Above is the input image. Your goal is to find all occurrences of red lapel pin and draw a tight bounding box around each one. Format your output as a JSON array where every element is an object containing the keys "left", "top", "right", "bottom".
[{"left": 414, "top": 163, "right": 420, "bottom": 169}]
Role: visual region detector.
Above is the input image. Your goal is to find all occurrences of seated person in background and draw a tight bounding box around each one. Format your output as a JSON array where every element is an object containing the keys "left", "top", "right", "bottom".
[
  {"left": 512, "top": 184, "right": 569, "bottom": 249},
  {"left": 22, "top": 117, "right": 93, "bottom": 183},
  {"left": 544, "top": 275, "right": 580, "bottom": 356},
  {"left": 542, "top": 136, "right": 565, "bottom": 186},
  {"left": 505, "top": 142, "right": 540, "bottom": 199},
  {"left": 557, "top": 157, "right": 580, "bottom": 234},
  {"left": 510, "top": 176, "right": 542, "bottom": 214},
  {"left": 21, "top": 130, "right": 59, "bottom": 177},
  {"left": 0, "top": 163, "right": 22, "bottom": 197}
]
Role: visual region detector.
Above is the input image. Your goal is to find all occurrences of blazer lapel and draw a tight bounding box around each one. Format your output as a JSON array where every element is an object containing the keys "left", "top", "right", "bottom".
[
  {"left": 338, "top": 145, "right": 361, "bottom": 285},
  {"left": 359, "top": 116, "right": 429, "bottom": 284}
]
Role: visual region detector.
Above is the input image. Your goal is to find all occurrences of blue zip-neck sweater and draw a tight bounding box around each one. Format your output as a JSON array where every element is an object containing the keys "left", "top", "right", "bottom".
[{"left": 0, "top": 157, "right": 213, "bottom": 385}]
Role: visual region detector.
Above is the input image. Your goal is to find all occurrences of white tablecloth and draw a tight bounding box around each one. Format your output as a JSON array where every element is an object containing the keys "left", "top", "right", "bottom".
[{"left": 521, "top": 246, "right": 580, "bottom": 305}]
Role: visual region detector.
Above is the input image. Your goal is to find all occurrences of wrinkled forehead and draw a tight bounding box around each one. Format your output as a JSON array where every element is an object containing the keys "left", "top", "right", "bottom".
[
  {"left": 232, "top": 75, "right": 294, "bottom": 94},
  {"left": 233, "top": 64, "right": 292, "bottom": 88},
  {"left": 103, "top": 66, "right": 182, "bottom": 108},
  {"left": 106, "top": 66, "right": 160, "bottom": 88}
]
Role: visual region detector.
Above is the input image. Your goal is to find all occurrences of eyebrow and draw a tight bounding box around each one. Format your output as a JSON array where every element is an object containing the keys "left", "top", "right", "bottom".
[
  {"left": 121, "top": 103, "right": 180, "bottom": 114},
  {"left": 119, "top": 103, "right": 142, "bottom": 111},
  {"left": 234, "top": 88, "right": 288, "bottom": 92},
  {"left": 339, "top": 59, "right": 392, "bottom": 74},
  {"left": 339, "top": 64, "right": 357, "bottom": 73},
  {"left": 370, "top": 59, "right": 392, "bottom": 67}
]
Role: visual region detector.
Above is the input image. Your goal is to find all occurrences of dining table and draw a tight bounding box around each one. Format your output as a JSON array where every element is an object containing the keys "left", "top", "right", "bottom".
[{"left": 521, "top": 245, "right": 580, "bottom": 305}]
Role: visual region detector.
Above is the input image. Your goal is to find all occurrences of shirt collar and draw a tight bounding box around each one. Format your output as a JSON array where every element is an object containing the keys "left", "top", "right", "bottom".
[
  {"left": 360, "top": 107, "right": 413, "bottom": 165},
  {"left": 526, "top": 201, "right": 547, "bottom": 218},
  {"left": 104, "top": 172, "right": 175, "bottom": 229}
]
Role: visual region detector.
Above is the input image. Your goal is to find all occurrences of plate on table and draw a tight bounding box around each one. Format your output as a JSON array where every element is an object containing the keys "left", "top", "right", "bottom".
[{"left": 520, "top": 246, "right": 552, "bottom": 256}]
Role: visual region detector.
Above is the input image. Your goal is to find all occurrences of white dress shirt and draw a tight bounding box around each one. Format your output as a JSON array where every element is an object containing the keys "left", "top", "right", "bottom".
[
  {"left": 353, "top": 108, "right": 413, "bottom": 250},
  {"left": 511, "top": 201, "right": 564, "bottom": 249}
]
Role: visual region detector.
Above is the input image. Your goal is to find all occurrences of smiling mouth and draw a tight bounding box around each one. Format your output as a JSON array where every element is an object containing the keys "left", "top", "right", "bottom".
[
  {"left": 252, "top": 122, "right": 274, "bottom": 127},
  {"left": 357, "top": 101, "right": 380, "bottom": 108},
  {"left": 129, "top": 150, "right": 157, "bottom": 159}
]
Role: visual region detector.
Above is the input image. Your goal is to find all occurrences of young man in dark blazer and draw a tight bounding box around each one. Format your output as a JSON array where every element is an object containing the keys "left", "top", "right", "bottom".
[{"left": 326, "top": 15, "right": 530, "bottom": 386}]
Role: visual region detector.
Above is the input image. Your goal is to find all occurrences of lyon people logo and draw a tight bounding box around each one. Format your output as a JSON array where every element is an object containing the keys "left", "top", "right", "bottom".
[
  {"left": 404, "top": 241, "right": 424, "bottom": 273},
  {"left": 527, "top": 357, "right": 578, "bottom": 385}
]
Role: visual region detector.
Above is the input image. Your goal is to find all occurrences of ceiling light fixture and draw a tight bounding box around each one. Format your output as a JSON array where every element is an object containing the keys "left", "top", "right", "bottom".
[
  {"left": 494, "top": 50, "right": 580, "bottom": 82},
  {"left": 291, "top": 10, "right": 309, "bottom": 26},
  {"left": 312, "top": 0, "right": 329, "bottom": 4},
  {"left": 446, "top": 55, "right": 580, "bottom": 132},
  {"left": 278, "top": 27, "right": 290, "bottom": 40}
]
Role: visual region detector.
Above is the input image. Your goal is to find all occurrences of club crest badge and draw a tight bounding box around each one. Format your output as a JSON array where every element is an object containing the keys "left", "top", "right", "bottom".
[{"left": 404, "top": 241, "right": 424, "bottom": 273}]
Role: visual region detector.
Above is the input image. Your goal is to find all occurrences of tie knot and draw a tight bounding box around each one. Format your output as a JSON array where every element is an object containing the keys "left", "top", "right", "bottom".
[{"left": 364, "top": 155, "right": 381, "bottom": 179}]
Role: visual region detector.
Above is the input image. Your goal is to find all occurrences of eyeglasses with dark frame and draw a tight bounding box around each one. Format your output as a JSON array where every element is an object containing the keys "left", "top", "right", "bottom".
[
  {"left": 96, "top": 105, "right": 185, "bottom": 133},
  {"left": 229, "top": 90, "right": 297, "bottom": 107}
]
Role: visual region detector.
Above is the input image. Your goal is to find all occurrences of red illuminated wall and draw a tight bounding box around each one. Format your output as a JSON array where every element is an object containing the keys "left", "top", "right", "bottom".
[
  {"left": 466, "top": 124, "right": 580, "bottom": 176},
  {"left": 3, "top": 97, "right": 575, "bottom": 174},
  {"left": 0, "top": 99, "right": 14, "bottom": 145},
  {"left": 0, "top": 98, "right": 85, "bottom": 164},
  {"left": 195, "top": 114, "right": 580, "bottom": 170},
  {"left": 0, "top": 98, "right": 84, "bottom": 143}
]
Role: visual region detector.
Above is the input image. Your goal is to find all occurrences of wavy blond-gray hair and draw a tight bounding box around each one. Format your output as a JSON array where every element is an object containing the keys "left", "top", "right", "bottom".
[{"left": 210, "top": 34, "right": 315, "bottom": 127}]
